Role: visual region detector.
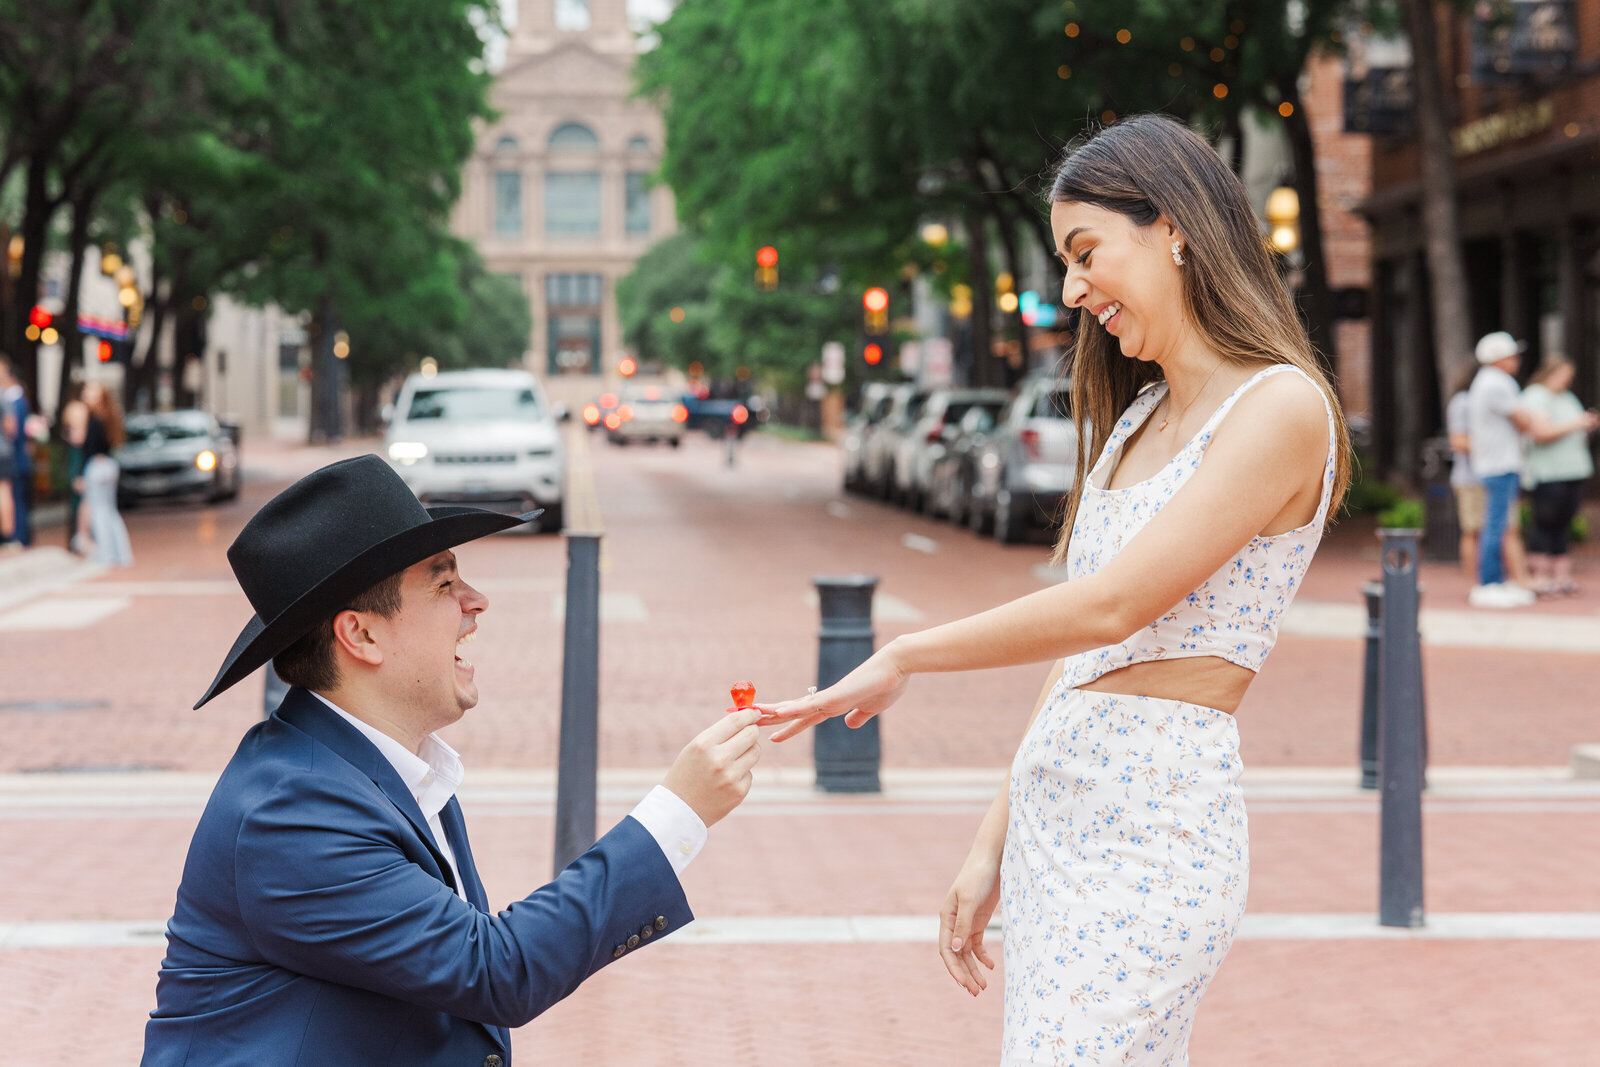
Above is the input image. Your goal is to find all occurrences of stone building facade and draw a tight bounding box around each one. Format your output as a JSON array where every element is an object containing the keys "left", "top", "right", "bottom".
[{"left": 452, "top": 0, "right": 674, "bottom": 400}]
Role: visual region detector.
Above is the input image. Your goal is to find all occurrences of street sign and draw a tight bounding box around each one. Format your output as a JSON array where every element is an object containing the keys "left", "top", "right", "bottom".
[
  {"left": 921, "top": 337, "right": 953, "bottom": 386},
  {"left": 820, "top": 341, "right": 845, "bottom": 384}
]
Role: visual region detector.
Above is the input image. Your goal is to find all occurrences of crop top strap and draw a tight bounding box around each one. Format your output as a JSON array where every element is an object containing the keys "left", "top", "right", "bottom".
[
  {"left": 1088, "top": 381, "right": 1166, "bottom": 482},
  {"left": 1191, "top": 363, "right": 1339, "bottom": 527}
]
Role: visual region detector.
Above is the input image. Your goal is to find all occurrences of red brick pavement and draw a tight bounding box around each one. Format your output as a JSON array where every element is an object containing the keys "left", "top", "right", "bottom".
[{"left": 3, "top": 429, "right": 1599, "bottom": 1064}]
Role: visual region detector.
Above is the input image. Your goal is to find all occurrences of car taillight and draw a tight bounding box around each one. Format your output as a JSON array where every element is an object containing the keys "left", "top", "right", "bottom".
[
  {"left": 618, "top": 404, "right": 634, "bottom": 421},
  {"left": 582, "top": 404, "right": 601, "bottom": 426},
  {"left": 925, "top": 421, "right": 944, "bottom": 445},
  {"left": 671, "top": 404, "right": 689, "bottom": 423},
  {"left": 604, "top": 413, "right": 622, "bottom": 430},
  {"left": 1020, "top": 428, "right": 1041, "bottom": 461}
]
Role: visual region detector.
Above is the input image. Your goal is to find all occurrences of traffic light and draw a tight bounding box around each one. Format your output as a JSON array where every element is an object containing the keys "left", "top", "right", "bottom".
[
  {"left": 98, "top": 340, "right": 114, "bottom": 363},
  {"left": 24, "top": 305, "right": 52, "bottom": 342},
  {"left": 863, "top": 342, "right": 884, "bottom": 366},
  {"left": 755, "top": 246, "right": 778, "bottom": 291},
  {"left": 862, "top": 287, "right": 889, "bottom": 333}
]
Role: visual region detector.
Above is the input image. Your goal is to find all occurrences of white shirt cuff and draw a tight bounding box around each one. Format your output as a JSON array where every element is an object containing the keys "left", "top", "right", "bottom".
[{"left": 629, "top": 784, "right": 708, "bottom": 878}]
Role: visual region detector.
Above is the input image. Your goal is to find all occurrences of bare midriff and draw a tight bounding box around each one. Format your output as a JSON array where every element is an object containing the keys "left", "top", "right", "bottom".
[{"left": 1076, "top": 655, "right": 1255, "bottom": 714}]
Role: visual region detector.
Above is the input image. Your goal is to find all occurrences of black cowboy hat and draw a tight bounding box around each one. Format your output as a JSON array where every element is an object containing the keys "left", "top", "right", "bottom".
[{"left": 195, "top": 454, "right": 540, "bottom": 709}]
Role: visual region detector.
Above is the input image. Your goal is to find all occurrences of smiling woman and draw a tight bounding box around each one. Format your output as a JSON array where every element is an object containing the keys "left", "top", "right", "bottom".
[{"left": 760, "top": 114, "right": 1354, "bottom": 1066}]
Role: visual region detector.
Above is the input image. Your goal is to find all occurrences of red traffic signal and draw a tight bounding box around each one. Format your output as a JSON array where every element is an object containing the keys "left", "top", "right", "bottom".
[
  {"left": 27, "top": 305, "right": 52, "bottom": 330},
  {"left": 863, "top": 342, "right": 884, "bottom": 365},
  {"left": 97, "top": 340, "right": 114, "bottom": 363},
  {"left": 862, "top": 288, "right": 889, "bottom": 313},
  {"left": 756, "top": 246, "right": 779, "bottom": 268}
]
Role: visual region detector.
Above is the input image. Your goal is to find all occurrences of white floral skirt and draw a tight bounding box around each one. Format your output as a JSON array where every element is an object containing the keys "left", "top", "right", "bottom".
[{"left": 1000, "top": 687, "right": 1248, "bottom": 1066}]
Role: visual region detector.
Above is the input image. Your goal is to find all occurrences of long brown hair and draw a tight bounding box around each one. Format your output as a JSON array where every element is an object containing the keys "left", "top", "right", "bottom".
[
  {"left": 1048, "top": 115, "right": 1350, "bottom": 564},
  {"left": 1527, "top": 353, "right": 1573, "bottom": 390},
  {"left": 83, "top": 382, "right": 126, "bottom": 449}
]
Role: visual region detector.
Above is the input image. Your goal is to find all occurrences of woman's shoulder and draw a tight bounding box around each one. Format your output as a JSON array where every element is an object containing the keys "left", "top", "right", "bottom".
[{"left": 1214, "top": 364, "right": 1332, "bottom": 458}]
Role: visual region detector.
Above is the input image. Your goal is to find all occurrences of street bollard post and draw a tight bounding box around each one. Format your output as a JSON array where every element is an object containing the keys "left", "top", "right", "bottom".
[
  {"left": 1377, "top": 528, "right": 1425, "bottom": 928},
  {"left": 812, "top": 575, "right": 881, "bottom": 793},
  {"left": 1359, "top": 581, "right": 1383, "bottom": 789},
  {"left": 553, "top": 532, "right": 601, "bottom": 875}
]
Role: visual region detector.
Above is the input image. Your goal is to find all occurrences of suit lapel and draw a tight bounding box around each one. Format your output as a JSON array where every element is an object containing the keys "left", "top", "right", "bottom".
[
  {"left": 438, "top": 797, "right": 489, "bottom": 912},
  {"left": 276, "top": 688, "right": 462, "bottom": 896}
]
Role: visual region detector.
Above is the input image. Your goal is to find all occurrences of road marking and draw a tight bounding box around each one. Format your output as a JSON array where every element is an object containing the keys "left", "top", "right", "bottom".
[
  {"left": 549, "top": 591, "right": 649, "bottom": 622},
  {"left": 901, "top": 532, "right": 939, "bottom": 554},
  {"left": 7, "top": 912, "right": 1600, "bottom": 949},
  {"left": 803, "top": 589, "right": 925, "bottom": 623},
  {"left": 825, "top": 501, "right": 851, "bottom": 519},
  {"left": 563, "top": 422, "right": 605, "bottom": 542},
  {"left": 0, "top": 548, "right": 106, "bottom": 612},
  {"left": 0, "top": 596, "right": 130, "bottom": 631}
]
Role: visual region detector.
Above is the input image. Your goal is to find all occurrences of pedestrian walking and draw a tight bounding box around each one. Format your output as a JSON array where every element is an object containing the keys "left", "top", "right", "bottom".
[
  {"left": 1445, "top": 367, "right": 1488, "bottom": 584},
  {"left": 142, "top": 455, "right": 762, "bottom": 1066},
  {"left": 1519, "top": 353, "right": 1598, "bottom": 595},
  {"left": 0, "top": 396, "right": 15, "bottom": 553},
  {"left": 1467, "top": 331, "right": 1537, "bottom": 608},
  {"left": 0, "top": 355, "right": 33, "bottom": 547},
  {"left": 74, "top": 381, "right": 133, "bottom": 567},
  {"left": 764, "top": 115, "right": 1349, "bottom": 1065}
]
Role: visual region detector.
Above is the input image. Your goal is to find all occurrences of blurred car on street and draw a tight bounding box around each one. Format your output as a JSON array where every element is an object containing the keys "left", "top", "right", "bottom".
[
  {"left": 890, "top": 387, "right": 1009, "bottom": 512},
  {"left": 860, "top": 384, "right": 929, "bottom": 500},
  {"left": 681, "top": 391, "right": 761, "bottom": 438},
  {"left": 841, "top": 382, "right": 900, "bottom": 492},
  {"left": 383, "top": 368, "right": 565, "bottom": 532},
  {"left": 968, "top": 375, "right": 1077, "bottom": 543},
  {"left": 605, "top": 383, "right": 688, "bottom": 446},
  {"left": 116, "top": 410, "right": 241, "bottom": 506},
  {"left": 925, "top": 400, "right": 1004, "bottom": 524}
]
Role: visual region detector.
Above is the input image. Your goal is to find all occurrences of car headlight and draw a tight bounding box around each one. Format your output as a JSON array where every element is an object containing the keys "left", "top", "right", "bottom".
[
  {"left": 194, "top": 450, "right": 218, "bottom": 472},
  {"left": 388, "top": 441, "right": 429, "bottom": 464}
]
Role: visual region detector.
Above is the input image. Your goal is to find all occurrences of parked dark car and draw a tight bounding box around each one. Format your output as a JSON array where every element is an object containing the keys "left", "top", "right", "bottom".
[
  {"left": 116, "top": 410, "right": 242, "bottom": 506},
  {"left": 925, "top": 401, "right": 1003, "bottom": 524},
  {"left": 969, "top": 375, "right": 1077, "bottom": 543},
  {"left": 841, "top": 382, "right": 900, "bottom": 492}
]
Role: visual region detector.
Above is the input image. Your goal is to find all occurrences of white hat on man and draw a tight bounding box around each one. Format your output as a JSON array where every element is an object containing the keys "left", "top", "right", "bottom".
[{"left": 1474, "top": 331, "right": 1526, "bottom": 365}]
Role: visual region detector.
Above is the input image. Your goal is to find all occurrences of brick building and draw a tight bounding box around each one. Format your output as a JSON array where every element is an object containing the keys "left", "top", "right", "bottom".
[{"left": 1358, "top": 0, "right": 1599, "bottom": 476}]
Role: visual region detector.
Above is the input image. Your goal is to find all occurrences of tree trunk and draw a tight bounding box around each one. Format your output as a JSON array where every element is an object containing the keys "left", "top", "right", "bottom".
[
  {"left": 1281, "top": 81, "right": 1337, "bottom": 382},
  {"left": 126, "top": 266, "right": 168, "bottom": 414},
  {"left": 57, "top": 185, "right": 98, "bottom": 419},
  {"left": 1401, "top": 0, "right": 1474, "bottom": 399},
  {"left": 11, "top": 151, "right": 57, "bottom": 399},
  {"left": 963, "top": 207, "right": 995, "bottom": 388},
  {"left": 308, "top": 292, "right": 344, "bottom": 443}
]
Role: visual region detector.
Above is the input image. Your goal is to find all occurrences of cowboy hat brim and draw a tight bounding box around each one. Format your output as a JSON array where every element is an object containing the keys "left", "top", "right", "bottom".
[{"left": 194, "top": 505, "right": 541, "bottom": 709}]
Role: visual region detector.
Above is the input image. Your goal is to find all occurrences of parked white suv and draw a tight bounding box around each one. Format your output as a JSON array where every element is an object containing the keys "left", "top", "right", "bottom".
[{"left": 384, "top": 369, "right": 565, "bottom": 532}]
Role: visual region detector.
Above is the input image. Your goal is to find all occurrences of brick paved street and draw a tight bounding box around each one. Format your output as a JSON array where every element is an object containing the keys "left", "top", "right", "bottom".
[{"left": 1, "top": 427, "right": 1597, "bottom": 1064}]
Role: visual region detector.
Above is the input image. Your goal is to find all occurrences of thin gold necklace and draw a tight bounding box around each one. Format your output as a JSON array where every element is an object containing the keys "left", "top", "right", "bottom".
[{"left": 1159, "top": 363, "right": 1224, "bottom": 433}]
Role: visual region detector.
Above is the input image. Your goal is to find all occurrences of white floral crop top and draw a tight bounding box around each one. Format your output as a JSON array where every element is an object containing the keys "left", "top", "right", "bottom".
[{"left": 1058, "top": 364, "right": 1338, "bottom": 689}]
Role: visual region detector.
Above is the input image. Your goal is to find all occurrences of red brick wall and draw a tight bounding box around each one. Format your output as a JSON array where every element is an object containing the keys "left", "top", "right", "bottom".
[{"left": 1306, "top": 50, "right": 1374, "bottom": 416}]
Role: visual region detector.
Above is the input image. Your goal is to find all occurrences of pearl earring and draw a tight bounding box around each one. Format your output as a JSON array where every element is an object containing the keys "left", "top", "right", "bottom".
[{"left": 1171, "top": 240, "right": 1184, "bottom": 266}]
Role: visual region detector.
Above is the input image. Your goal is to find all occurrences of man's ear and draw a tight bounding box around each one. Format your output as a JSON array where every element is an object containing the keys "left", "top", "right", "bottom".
[{"left": 331, "top": 609, "right": 384, "bottom": 668}]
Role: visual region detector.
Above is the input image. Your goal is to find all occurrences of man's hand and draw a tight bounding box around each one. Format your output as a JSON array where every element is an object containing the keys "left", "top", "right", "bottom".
[{"left": 661, "top": 708, "right": 762, "bottom": 828}]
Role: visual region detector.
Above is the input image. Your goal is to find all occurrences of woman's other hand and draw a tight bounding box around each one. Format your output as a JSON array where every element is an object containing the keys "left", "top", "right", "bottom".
[
  {"left": 758, "top": 642, "right": 910, "bottom": 743},
  {"left": 939, "top": 853, "right": 1002, "bottom": 996}
]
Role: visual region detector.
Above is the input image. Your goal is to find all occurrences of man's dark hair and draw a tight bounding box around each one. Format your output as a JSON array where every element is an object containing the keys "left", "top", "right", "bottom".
[{"left": 273, "top": 571, "right": 405, "bottom": 691}]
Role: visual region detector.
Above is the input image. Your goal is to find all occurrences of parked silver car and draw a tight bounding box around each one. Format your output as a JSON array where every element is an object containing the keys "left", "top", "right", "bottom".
[
  {"left": 969, "top": 376, "right": 1077, "bottom": 543},
  {"left": 890, "top": 387, "right": 1010, "bottom": 512},
  {"left": 861, "top": 384, "right": 931, "bottom": 501},
  {"left": 116, "top": 410, "right": 241, "bottom": 506},
  {"left": 384, "top": 369, "right": 565, "bottom": 532},
  {"left": 606, "top": 382, "right": 686, "bottom": 447},
  {"left": 926, "top": 401, "right": 1003, "bottom": 524},
  {"left": 841, "top": 382, "right": 899, "bottom": 492}
]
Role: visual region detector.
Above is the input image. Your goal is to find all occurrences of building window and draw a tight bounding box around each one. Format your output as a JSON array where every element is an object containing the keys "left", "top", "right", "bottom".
[
  {"left": 546, "top": 172, "right": 600, "bottom": 235},
  {"left": 625, "top": 173, "right": 651, "bottom": 235},
  {"left": 548, "top": 123, "right": 600, "bottom": 150},
  {"left": 546, "top": 273, "right": 604, "bottom": 308},
  {"left": 492, "top": 137, "right": 521, "bottom": 236},
  {"left": 626, "top": 136, "right": 652, "bottom": 154},
  {"left": 555, "top": 0, "right": 590, "bottom": 32}
]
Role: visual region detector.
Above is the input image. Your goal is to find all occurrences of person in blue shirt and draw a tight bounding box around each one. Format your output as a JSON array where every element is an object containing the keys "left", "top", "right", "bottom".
[{"left": 0, "top": 355, "right": 32, "bottom": 547}]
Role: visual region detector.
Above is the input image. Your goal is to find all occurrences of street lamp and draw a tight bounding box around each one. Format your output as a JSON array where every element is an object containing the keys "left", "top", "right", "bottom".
[{"left": 1267, "top": 185, "right": 1300, "bottom": 254}]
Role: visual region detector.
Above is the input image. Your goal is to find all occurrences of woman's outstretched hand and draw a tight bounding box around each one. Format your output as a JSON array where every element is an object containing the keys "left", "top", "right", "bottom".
[
  {"left": 757, "top": 643, "right": 910, "bottom": 743},
  {"left": 940, "top": 853, "right": 1001, "bottom": 996}
]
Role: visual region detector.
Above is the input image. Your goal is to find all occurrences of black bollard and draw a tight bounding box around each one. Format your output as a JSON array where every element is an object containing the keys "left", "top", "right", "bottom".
[
  {"left": 1377, "top": 528, "right": 1425, "bottom": 928},
  {"left": 1359, "top": 581, "right": 1382, "bottom": 789},
  {"left": 553, "top": 532, "right": 601, "bottom": 875},
  {"left": 813, "top": 575, "right": 881, "bottom": 793}
]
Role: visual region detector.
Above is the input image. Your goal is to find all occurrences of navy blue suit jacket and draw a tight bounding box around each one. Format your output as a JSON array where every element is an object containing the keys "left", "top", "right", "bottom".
[{"left": 142, "top": 688, "right": 692, "bottom": 1066}]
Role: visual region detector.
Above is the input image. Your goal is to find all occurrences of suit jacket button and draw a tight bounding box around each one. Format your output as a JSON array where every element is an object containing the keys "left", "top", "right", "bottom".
[
  {"left": 612, "top": 943, "right": 626, "bottom": 959},
  {"left": 639, "top": 924, "right": 653, "bottom": 940},
  {"left": 654, "top": 915, "right": 668, "bottom": 931},
  {"left": 627, "top": 933, "right": 641, "bottom": 948},
  {"left": 484, "top": 1056, "right": 503, "bottom": 1067}
]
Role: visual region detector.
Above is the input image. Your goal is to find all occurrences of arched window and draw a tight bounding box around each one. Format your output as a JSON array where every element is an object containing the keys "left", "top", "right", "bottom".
[
  {"left": 555, "top": 0, "right": 590, "bottom": 32},
  {"left": 547, "top": 123, "right": 599, "bottom": 150},
  {"left": 492, "top": 138, "right": 521, "bottom": 236},
  {"left": 626, "top": 136, "right": 652, "bottom": 154}
]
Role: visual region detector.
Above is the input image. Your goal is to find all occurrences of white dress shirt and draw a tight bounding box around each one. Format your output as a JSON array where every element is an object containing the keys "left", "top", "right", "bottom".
[{"left": 312, "top": 694, "right": 708, "bottom": 901}]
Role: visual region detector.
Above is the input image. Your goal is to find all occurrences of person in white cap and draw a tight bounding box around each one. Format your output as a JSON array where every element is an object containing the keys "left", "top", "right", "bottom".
[{"left": 1466, "top": 331, "right": 1536, "bottom": 608}]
